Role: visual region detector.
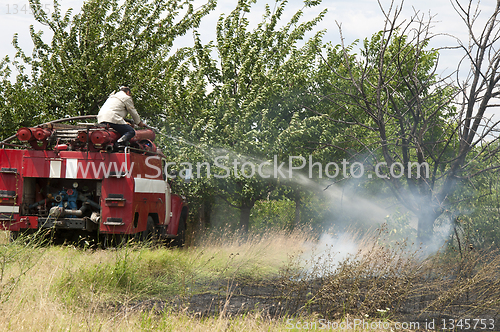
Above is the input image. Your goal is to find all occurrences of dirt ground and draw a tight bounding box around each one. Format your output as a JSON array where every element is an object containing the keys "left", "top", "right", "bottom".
[
  {"left": 122, "top": 279, "right": 285, "bottom": 318},
  {"left": 118, "top": 276, "right": 499, "bottom": 330}
]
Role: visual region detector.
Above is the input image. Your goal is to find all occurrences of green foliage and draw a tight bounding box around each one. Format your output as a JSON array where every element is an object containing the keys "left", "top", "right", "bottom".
[
  {"left": 310, "top": 26, "right": 461, "bottom": 240},
  {"left": 251, "top": 198, "right": 295, "bottom": 231},
  {"left": 383, "top": 210, "right": 417, "bottom": 243},
  {"left": 0, "top": 56, "right": 48, "bottom": 140},
  {"left": 449, "top": 170, "right": 500, "bottom": 251},
  {"left": 204, "top": 0, "right": 326, "bottom": 157},
  {"left": 158, "top": 0, "right": 329, "bottom": 231},
  {"left": 0, "top": 0, "right": 216, "bottom": 140}
]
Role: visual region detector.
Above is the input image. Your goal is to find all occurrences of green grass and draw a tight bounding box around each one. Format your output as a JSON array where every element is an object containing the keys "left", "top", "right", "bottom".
[
  {"left": 1, "top": 228, "right": 498, "bottom": 331},
  {"left": 0, "top": 229, "right": 310, "bottom": 331},
  {"left": 54, "top": 233, "right": 299, "bottom": 309}
]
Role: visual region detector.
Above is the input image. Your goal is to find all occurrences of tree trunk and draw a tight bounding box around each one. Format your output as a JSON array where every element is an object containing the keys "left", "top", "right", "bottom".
[
  {"left": 416, "top": 207, "right": 440, "bottom": 246},
  {"left": 293, "top": 195, "right": 301, "bottom": 231},
  {"left": 240, "top": 206, "right": 250, "bottom": 234},
  {"left": 203, "top": 200, "right": 211, "bottom": 228},
  {"left": 195, "top": 201, "right": 212, "bottom": 240},
  {"left": 239, "top": 201, "right": 255, "bottom": 234},
  {"left": 196, "top": 204, "right": 205, "bottom": 237}
]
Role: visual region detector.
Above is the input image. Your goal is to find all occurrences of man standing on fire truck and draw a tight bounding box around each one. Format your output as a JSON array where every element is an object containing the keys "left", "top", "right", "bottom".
[{"left": 97, "top": 86, "right": 146, "bottom": 146}]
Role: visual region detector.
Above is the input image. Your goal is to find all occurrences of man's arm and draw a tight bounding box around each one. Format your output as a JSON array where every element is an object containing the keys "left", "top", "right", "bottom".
[
  {"left": 124, "top": 97, "right": 141, "bottom": 125},
  {"left": 124, "top": 117, "right": 146, "bottom": 127}
]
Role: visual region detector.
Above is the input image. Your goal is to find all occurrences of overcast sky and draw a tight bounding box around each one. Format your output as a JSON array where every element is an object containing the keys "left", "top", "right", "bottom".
[{"left": 0, "top": 0, "right": 495, "bottom": 83}]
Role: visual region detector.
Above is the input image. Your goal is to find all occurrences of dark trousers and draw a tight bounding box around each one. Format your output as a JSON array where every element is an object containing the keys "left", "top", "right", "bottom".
[{"left": 102, "top": 122, "right": 136, "bottom": 140}]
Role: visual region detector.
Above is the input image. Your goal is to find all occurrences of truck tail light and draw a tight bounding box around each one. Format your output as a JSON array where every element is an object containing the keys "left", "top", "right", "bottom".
[
  {"left": 105, "top": 194, "right": 126, "bottom": 207},
  {"left": 1, "top": 197, "right": 16, "bottom": 204},
  {"left": 0, "top": 190, "right": 16, "bottom": 204}
]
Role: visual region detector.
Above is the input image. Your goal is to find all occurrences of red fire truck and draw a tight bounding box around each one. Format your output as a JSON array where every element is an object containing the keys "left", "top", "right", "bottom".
[{"left": 0, "top": 116, "right": 187, "bottom": 246}]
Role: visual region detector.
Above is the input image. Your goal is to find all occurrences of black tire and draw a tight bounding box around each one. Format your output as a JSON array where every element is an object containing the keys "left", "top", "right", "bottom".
[
  {"left": 9, "top": 231, "right": 19, "bottom": 242},
  {"left": 173, "top": 212, "right": 186, "bottom": 247},
  {"left": 141, "top": 216, "right": 156, "bottom": 243},
  {"left": 101, "top": 233, "right": 109, "bottom": 249},
  {"left": 99, "top": 233, "right": 126, "bottom": 249}
]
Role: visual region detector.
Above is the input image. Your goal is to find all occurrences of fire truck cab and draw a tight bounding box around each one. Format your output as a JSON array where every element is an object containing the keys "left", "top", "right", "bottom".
[{"left": 0, "top": 116, "right": 187, "bottom": 245}]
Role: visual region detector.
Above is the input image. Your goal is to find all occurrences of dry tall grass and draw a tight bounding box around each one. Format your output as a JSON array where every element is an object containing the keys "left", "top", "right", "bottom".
[
  {"left": 0, "top": 229, "right": 312, "bottom": 331},
  {"left": 0, "top": 227, "right": 498, "bottom": 331},
  {"left": 278, "top": 227, "right": 500, "bottom": 324}
]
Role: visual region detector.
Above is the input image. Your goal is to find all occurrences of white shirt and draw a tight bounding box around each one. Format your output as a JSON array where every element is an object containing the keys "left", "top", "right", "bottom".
[{"left": 97, "top": 91, "right": 141, "bottom": 125}]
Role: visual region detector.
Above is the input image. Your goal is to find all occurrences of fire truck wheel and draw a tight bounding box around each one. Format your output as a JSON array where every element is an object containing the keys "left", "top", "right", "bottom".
[
  {"left": 102, "top": 234, "right": 128, "bottom": 248},
  {"left": 174, "top": 212, "right": 186, "bottom": 247},
  {"left": 100, "top": 234, "right": 110, "bottom": 249},
  {"left": 142, "top": 216, "right": 156, "bottom": 242},
  {"left": 9, "top": 231, "right": 19, "bottom": 242}
]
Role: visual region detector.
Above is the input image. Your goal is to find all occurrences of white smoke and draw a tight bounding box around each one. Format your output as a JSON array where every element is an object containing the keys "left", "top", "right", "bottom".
[{"left": 301, "top": 232, "right": 359, "bottom": 277}]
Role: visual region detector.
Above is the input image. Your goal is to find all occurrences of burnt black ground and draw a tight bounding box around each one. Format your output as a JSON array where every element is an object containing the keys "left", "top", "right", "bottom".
[
  {"left": 114, "top": 275, "right": 498, "bottom": 332},
  {"left": 121, "top": 279, "right": 286, "bottom": 318}
]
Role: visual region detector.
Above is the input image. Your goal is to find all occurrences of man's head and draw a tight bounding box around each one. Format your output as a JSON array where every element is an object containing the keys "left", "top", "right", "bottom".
[{"left": 120, "top": 86, "right": 132, "bottom": 96}]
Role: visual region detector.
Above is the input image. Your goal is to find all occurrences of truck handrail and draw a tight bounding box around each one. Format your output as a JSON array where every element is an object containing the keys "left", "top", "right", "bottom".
[{"left": 0, "top": 115, "right": 98, "bottom": 145}]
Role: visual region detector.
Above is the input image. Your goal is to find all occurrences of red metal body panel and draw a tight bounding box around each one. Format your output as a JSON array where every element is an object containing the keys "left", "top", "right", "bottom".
[
  {"left": 127, "top": 153, "right": 166, "bottom": 233},
  {"left": 22, "top": 150, "right": 52, "bottom": 178},
  {"left": 167, "top": 194, "right": 183, "bottom": 235},
  {"left": 0, "top": 144, "right": 186, "bottom": 238},
  {"left": 0, "top": 150, "right": 24, "bottom": 230}
]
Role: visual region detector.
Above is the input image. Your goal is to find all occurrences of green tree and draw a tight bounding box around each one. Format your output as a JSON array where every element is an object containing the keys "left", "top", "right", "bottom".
[
  {"left": 162, "top": 0, "right": 327, "bottom": 232},
  {"left": 0, "top": 0, "right": 216, "bottom": 141},
  {"left": 312, "top": 0, "right": 500, "bottom": 244}
]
